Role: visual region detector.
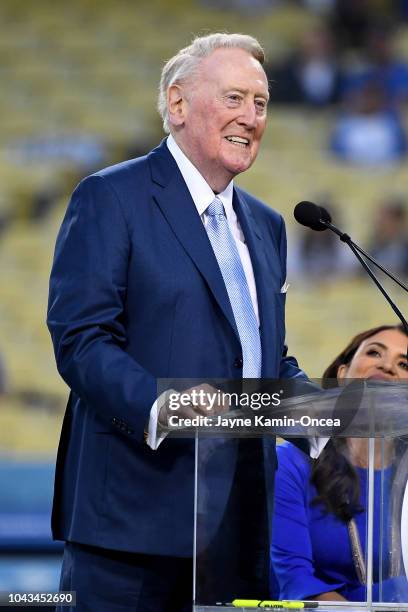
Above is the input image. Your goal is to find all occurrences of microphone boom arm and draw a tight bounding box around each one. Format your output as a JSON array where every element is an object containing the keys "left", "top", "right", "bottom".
[
  {"left": 346, "top": 239, "right": 408, "bottom": 339},
  {"left": 321, "top": 219, "right": 408, "bottom": 350},
  {"left": 321, "top": 220, "right": 408, "bottom": 293}
]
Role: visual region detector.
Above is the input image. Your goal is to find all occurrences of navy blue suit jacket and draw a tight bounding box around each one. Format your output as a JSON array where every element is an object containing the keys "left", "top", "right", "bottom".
[{"left": 47, "top": 139, "right": 305, "bottom": 558}]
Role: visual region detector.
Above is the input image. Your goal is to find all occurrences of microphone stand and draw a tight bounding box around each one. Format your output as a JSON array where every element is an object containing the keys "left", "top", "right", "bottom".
[{"left": 319, "top": 219, "right": 408, "bottom": 346}]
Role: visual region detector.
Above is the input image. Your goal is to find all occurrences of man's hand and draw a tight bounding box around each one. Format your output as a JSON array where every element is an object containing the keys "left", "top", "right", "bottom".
[{"left": 158, "top": 383, "right": 229, "bottom": 428}]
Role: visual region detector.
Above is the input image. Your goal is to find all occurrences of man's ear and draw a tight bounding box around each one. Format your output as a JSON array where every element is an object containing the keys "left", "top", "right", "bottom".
[{"left": 167, "top": 84, "right": 187, "bottom": 128}]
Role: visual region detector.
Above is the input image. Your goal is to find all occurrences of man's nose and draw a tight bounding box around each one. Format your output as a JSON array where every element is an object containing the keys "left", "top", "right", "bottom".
[{"left": 237, "top": 101, "right": 257, "bottom": 128}]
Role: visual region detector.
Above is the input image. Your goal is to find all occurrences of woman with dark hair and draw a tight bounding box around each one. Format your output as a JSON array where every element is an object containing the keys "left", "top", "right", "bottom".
[{"left": 271, "top": 324, "right": 408, "bottom": 602}]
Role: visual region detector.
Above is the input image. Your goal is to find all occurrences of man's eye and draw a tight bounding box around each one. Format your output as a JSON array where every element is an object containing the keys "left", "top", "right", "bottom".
[
  {"left": 227, "top": 95, "right": 241, "bottom": 103},
  {"left": 255, "top": 100, "right": 267, "bottom": 111},
  {"left": 399, "top": 360, "right": 408, "bottom": 371}
]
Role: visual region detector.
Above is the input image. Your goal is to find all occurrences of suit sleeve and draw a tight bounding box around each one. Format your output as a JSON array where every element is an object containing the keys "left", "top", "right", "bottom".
[
  {"left": 47, "top": 174, "right": 157, "bottom": 441},
  {"left": 271, "top": 444, "right": 345, "bottom": 599}
]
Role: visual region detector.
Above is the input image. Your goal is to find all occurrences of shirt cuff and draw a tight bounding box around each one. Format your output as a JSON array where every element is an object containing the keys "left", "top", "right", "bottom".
[
  {"left": 146, "top": 389, "right": 178, "bottom": 450},
  {"left": 309, "top": 436, "right": 329, "bottom": 459}
]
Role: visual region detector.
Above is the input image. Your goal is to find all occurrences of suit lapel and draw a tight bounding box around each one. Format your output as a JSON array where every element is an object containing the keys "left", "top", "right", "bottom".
[
  {"left": 233, "top": 189, "right": 277, "bottom": 376},
  {"left": 148, "top": 141, "right": 239, "bottom": 338}
]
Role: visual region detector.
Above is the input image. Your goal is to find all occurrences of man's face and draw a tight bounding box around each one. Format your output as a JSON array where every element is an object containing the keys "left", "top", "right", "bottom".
[{"left": 174, "top": 47, "right": 269, "bottom": 190}]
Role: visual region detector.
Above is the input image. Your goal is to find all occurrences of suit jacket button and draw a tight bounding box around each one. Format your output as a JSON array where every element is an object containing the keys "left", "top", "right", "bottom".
[
  {"left": 234, "top": 357, "right": 243, "bottom": 368},
  {"left": 111, "top": 417, "right": 118, "bottom": 425},
  {"left": 126, "top": 428, "right": 134, "bottom": 435}
]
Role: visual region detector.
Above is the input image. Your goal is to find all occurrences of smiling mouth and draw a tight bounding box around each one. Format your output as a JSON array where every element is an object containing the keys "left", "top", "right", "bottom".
[{"left": 224, "top": 136, "right": 250, "bottom": 148}]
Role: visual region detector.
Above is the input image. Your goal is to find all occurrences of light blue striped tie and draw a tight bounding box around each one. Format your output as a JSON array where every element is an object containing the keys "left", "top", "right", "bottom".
[{"left": 206, "top": 197, "right": 262, "bottom": 378}]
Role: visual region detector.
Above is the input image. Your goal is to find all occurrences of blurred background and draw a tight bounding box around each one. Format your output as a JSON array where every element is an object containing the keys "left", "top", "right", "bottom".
[{"left": 0, "top": 0, "right": 407, "bottom": 597}]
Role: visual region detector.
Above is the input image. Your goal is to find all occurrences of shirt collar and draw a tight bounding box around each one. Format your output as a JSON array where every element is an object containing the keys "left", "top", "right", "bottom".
[{"left": 166, "top": 134, "right": 234, "bottom": 217}]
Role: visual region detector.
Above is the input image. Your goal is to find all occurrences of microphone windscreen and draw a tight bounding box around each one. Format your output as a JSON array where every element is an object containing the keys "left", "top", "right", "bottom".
[{"left": 294, "top": 201, "right": 331, "bottom": 231}]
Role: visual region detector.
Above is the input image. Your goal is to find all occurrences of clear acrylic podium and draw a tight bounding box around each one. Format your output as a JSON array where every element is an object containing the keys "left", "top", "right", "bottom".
[{"left": 167, "top": 379, "right": 408, "bottom": 612}]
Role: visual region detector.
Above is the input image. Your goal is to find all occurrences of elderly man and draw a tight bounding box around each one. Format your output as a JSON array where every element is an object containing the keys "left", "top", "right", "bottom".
[{"left": 47, "top": 33, "right": 306, "bottom": 611}]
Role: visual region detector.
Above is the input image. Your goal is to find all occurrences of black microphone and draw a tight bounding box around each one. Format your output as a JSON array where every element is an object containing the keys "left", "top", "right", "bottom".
[
  {"left": 293, "top": 201, "right": 408, "bottom": 349},
  {"left": 294, "top": 200, "right": 332, "bottom": 232}
]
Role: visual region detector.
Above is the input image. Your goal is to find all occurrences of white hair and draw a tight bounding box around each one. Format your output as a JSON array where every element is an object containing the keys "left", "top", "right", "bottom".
[{"left": 158, "top": 33, "right": 265, "bottom": 134}]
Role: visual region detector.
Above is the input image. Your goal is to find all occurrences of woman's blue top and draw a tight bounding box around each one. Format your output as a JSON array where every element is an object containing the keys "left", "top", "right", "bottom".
[{"left": 270, "top": 441, "right": 403, "bottom": 601}]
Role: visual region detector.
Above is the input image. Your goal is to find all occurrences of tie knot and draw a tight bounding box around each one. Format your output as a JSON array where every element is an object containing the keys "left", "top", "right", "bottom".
[{"left": 207, "top": 198, "right": 225, "bottom": 217}]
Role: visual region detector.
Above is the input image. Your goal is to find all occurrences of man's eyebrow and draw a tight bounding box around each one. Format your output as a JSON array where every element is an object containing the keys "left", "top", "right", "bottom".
[
  {"left": 367, "top": 341, "right": 407, "bottom": 359},
  {"left": 223, "top": 87, "right": 269, "bottom": 99},
  {"left": 257, "top": 91, "right": 270, "bottom": 100}
]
